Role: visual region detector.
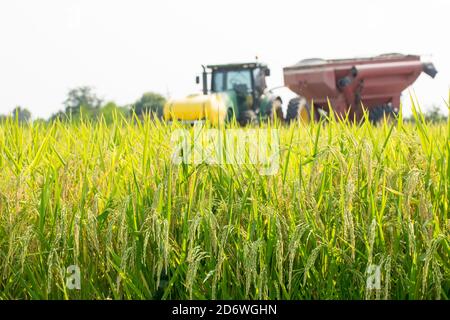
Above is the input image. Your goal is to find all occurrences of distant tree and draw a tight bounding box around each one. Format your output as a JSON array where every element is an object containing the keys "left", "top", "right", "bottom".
[
  {"left": 33, "top": 118, "right": 47, "bottom": 125},
  {"left": 64, "top": 86, "right": 103, "bottom": 115},
  {"left": 49, "top": 110, "right": 69, "bottom": 122},
  {"left": 12, "top": 106, "right": 32, "bottom": 123},
  {"left": 405, "top": 105, "right": 448, "bottom": 124},
  {"left": 98, "top": 102, "right": 128, "bottom": 124},
  {"left": 132, "top": 92, "right": 166, "bottom": 118},
  {"left": 424, "top": 105, "right": 447, "bottom": 123},
  {"left": 47, "top": 88, "right": 166, "bottom": 123}
]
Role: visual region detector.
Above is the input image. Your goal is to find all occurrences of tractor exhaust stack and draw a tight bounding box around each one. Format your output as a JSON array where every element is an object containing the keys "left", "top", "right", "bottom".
[{"left": 201, "top": 65, "right": 208, "bottom": 95}]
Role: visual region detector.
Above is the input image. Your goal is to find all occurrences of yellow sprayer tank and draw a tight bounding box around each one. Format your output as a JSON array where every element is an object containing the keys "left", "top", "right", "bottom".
[{"left": 163, "top": 93, "right": 228, "bottom": 126}]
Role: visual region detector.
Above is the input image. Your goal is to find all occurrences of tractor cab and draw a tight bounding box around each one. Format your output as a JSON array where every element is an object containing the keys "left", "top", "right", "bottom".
[
  {"left": 208, "top": 63, "right": 269, "bottom": 96},
  {"left": 195, "top": 63, "right": 277, "bottom": 123}
]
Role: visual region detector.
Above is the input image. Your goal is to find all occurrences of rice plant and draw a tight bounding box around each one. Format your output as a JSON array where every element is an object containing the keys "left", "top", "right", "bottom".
[{"left": 0, "top": 99, "right": 448, "bottom": 300}]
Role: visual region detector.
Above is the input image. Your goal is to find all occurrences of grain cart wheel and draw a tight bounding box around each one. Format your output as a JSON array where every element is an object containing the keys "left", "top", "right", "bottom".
[
  {"left": 285, "top": 97, "right": 311, "bottom": 123},
  {"left": 369, "top": 104, "right": 397, "bottom": 124},
  {"left": 239, "top": 110, "right": 258, "bottom": 126}
]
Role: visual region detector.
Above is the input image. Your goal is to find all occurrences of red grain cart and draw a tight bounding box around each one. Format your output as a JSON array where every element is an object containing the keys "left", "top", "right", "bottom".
[{"left": 283, "top": 53, "right": 437, "bottom": 123}]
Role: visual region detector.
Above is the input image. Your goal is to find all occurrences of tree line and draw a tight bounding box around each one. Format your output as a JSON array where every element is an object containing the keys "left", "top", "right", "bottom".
[
  {"left": 0, "top": 86, "right": 166, "bottom": 124},
  {"left": 0, "top": 86, "right": 447, "bottom": 124}
]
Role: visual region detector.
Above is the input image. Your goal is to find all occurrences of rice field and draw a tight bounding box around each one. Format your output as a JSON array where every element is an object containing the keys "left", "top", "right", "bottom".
[{"left": 0, "top": 100, "right": 448, "bottom": 300}]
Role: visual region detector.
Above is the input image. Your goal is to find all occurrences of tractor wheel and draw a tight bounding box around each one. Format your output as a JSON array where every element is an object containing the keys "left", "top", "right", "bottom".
[
  {"left": 227, "top": 108, "right": 237, "bottom": 123},
  {"left": 369, "top": 104, "right": 397, "bottom": 124},
  {"left": 285, "top": 97, "right": 311, "bottom": 123},
  {"left": 239, "top": 110, "right": 258, "bottom": 126},
  {"left": 269, "top": 98, "right": 284, "bottom": 122}
]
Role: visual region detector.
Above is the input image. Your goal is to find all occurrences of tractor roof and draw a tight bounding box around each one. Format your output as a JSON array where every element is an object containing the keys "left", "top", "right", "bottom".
[{"left": 207, "top": 62, "right": 268, "bottom": 70}]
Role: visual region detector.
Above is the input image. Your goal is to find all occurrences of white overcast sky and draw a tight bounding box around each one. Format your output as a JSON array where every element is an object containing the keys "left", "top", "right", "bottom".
[{"left": 0, "top": 0, "right": 448, "bottom": 119}]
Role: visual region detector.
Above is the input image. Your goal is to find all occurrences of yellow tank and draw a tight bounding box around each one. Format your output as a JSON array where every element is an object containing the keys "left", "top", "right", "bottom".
[{"left": 163, "top": 93, "right": 228, "bottom": 126}]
